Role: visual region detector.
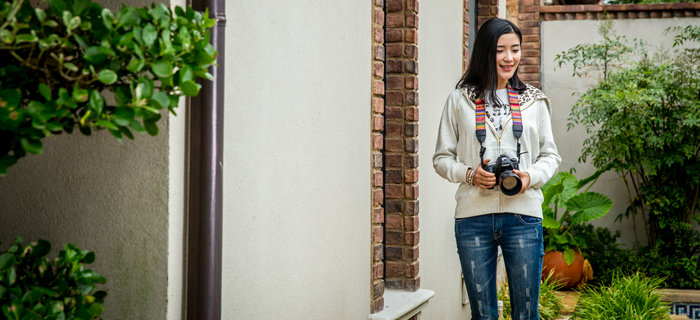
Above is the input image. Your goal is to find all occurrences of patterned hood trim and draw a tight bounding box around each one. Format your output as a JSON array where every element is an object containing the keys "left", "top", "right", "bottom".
[{"left": 461, "top": 84, "right": 547, "bottom": 109}]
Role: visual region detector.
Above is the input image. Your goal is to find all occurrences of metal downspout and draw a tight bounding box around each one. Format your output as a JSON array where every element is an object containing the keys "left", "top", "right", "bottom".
[{"left": 187, "top": 0, "right": 225, "bottom": 318}]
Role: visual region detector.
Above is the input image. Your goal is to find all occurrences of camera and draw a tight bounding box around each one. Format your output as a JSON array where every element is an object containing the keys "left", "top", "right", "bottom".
[{"left": 482, "top": 154, "right": 522, "bottom": 196}]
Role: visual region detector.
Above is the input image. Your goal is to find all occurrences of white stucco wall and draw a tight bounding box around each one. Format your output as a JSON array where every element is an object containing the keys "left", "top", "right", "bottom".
[
  {"left": 418, "top": 1, "right": 471, "bottom": 319},
  {"left": 221, "top": 1, "right": 371, "bottom": 319},
  {"left": 542, "top": 17, "right": 699, "bottom": 247},
  {"left": 0, "top": 116, "right": 172, "bottom": 319}
]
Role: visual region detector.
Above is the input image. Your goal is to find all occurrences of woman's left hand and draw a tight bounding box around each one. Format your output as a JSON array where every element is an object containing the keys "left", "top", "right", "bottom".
[{"left": 513, "top": 170, "right": 530, "bottom": 194}]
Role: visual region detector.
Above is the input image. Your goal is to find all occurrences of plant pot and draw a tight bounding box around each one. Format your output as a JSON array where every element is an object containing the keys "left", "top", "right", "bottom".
[{"left": 542, "top": 250, "right": 585, "bottom": 290}]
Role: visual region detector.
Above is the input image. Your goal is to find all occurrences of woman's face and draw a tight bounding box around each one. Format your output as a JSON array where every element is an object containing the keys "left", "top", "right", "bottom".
[{"left": 495, "top": 32, "right": 521, "bottom": 89}]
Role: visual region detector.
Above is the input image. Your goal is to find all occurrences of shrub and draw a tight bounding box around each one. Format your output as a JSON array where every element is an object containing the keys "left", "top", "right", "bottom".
[
  {"left": 557, "top": 21, "right": 700, "bottom": 288},
  {"left": 0, "top": 0, "right": 217, "bottom": 175},
  {"left": 568, "top": 224, "right": 634, "bottom": 287},
  {"left": 571, "top": 273, "right": 670, "bottom": 320},
  {"left": 0, "top": 237, "right": 107, "bottom": 319}
]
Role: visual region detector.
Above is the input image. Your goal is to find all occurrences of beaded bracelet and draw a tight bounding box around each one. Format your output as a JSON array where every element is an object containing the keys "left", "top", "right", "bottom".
[{"left": 467, "top": 167, "right": 475, "bottom": 185}]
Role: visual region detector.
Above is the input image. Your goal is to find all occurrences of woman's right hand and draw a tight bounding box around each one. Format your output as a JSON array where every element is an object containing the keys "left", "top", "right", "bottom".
[{"left": 474, "top": 159, "right": 496, "bottom": 189}]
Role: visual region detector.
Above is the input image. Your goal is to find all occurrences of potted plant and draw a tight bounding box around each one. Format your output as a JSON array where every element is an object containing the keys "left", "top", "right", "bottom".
[
  {"left": 0, "top": 237, "right": 107, "bottom": 319},
  {"left": 541, "top": 169, "right": 613, "bottom": 289},
  {"left": 0, "top": 0, "right": 217, "bottom": 175}
]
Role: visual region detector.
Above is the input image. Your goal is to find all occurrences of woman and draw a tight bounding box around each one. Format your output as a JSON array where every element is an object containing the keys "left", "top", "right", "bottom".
[{"left": 433, "top": 18, "right": 560, "bottom": 320}]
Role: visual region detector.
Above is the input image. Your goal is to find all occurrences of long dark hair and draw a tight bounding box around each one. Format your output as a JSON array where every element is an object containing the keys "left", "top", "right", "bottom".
[{"left": 456, "top": 18, "right": 526, "bottom": 104}]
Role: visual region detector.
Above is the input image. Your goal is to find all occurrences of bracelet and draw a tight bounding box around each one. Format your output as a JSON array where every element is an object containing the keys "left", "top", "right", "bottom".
[{"left": 467, "top": 167, "right": 476, "bottom": 185}]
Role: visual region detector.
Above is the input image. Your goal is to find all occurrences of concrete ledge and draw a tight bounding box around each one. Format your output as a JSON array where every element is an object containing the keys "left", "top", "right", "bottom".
[
  {"left": 660, "top": 289, "right": 700, "bottom": 303},
  {"left": 369, "top": 289, "right": 435, "bottom": 320}
]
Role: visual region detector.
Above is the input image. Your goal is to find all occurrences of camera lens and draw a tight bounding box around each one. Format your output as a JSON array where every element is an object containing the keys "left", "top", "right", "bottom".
[{"left": 499, "top": 171, "right": 522, "bottom": 196}]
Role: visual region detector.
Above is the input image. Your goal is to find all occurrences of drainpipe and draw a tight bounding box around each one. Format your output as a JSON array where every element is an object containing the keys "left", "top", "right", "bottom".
[{"left": 187, "top": 0, "right": 225, "bottom": 318}]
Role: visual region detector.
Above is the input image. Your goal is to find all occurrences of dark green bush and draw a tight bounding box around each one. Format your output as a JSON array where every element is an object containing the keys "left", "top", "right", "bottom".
[
  {"left": 0, "top": 237, "right": 107, "bottom": 319},
  {"left": 569, "top": 224, "right": 633, "bottom": 287},
  {"left": 0, "top": 0, "right": 217, "bottom": 175}
]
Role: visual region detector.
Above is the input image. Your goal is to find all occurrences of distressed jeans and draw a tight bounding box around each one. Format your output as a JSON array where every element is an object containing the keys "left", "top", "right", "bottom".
[{"left": 455, "top": 213, "right": 544, "bottom": 320}]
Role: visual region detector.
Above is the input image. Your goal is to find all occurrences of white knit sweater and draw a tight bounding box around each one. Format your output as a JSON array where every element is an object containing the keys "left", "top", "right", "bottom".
[{"left": 433, "top": 84, "right": 561, "bottom": 219}]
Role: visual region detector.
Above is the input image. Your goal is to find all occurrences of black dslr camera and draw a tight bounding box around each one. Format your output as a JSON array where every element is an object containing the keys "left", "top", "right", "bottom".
[{"left": 482, "top": 154, "right": 522, "bottom": 196}]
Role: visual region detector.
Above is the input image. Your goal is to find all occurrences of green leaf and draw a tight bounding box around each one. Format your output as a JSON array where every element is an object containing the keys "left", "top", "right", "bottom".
[
  {"left": 178, "top": 64, "right": 194, "bottom": 83},
  {"left": 151, "top": 92, "right": 170, "bottom": 109},
  {"left": 21, "top": 138, "right": 43, "bottom": 155},
  {"left": 0, "top": 29, "right": 12, "bottom": 44},
  {"left": 0, "top": 89, "right": 22, "bottom": 109},
  {"left": 563, "top": 248, "right": 575, "bottom": 266},
  {"left": 142, "top": 23, "right": 157, "bottom": 47},
  {"left": 30, "top": 240, "right": 51, "bottom": 260},
  {"left": 0, "top": 254, "right": 14, "bottom": 270},
  {"left": 151, "top": 60, "right": 174, "bottom": 78},
  {"left": 180, "top": 81, "right": 200, "bottom": 97},
  {"left": 15, "top": 33, "right": 38, "bottom": 44},
  {"left": 116, "top": 6, "right": 140, "bottom": 29},
  {"left": 135, "top": 77, "right": 154, "bottom": 100},
  {"left": 542, "top": 206, "right": 560, "bottom": 229},
  {"left": 83, "top": 46, "right": 115, "bottom": 65},
  {"left": 43, "top": 20, "right": 59, "bottom": 28},
  {"left": 38, "top": 83, "right": 52, "bottom": 101},
  {"left": 63, "top": 62, "right": 79, "bottom": 72},
  {"left": 126, "top": 57, "right": 145, "bottom": 73},
  {"left": 7, "top": 267, "right": 16, "bottom": 285},
  {"left": 68, "top": 16, "right": 81, "bottom": 31},
  {"left": 101, "top": 9, "right": 114, "bottom": 30},
  {"left": 143, "top": 115, "right": 160, "bottom": 136},
  {"left": 568, "top": 192, "right": 613, "bottom": 224},
  {"left": 129, "top": 119, "right": 145, "bottom": 133},
  {"left": 35, "top": 8, "right": 47, "bottom": 22},
  {"left": 113, "top": 107, "right": 135, "bottom": 126},
  {"left": 72, "top": 88, "right": 89, "bottom": 103},
  {"left": 88, "top": 90, "right": 105, "bottom": 114},
  {"left": 97, "top": 69, "right": 118, "bottom": 85}
]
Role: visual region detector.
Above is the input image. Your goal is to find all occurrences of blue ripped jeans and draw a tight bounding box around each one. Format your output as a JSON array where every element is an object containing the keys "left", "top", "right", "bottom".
[{"left": 455, "top": 213, "right": 544, "bottom": 320}]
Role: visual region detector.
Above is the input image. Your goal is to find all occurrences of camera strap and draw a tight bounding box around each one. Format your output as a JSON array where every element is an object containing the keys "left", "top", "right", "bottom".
[{"left": 474, "top": 86, "right": 523, "bottom": 164}]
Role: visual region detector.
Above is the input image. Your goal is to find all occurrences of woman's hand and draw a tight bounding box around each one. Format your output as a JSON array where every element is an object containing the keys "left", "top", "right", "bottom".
[
  {"left": 513, "top": 170, "right": 530, "bottom": 194},
  {"left": 474, "top": 159, "right": 496, "bottom": 189}
]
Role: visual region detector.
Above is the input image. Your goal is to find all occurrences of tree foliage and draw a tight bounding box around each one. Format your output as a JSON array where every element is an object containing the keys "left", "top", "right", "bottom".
[
  {"left": 0, "top": 0, "right": 217, "bottom": 175},
  {"left": 557, "top": 21, "right": 699, "bottom": 288}
]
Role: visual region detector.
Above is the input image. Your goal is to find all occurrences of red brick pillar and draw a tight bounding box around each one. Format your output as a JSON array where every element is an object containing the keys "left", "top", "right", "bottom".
[
  {"left": 371, "top": 0, "right": 385, "bottom": 313},
  {"left": 384, "top": 0, "right": 420, "bottom": 292},
  {"left": 518, "top": 0, "right": 541, "bottom": 88},
  {"left": 478, "top": 0, "right": 499, "bottom": 27},
  {"left": 463, "top": 0, "right": 472, "bottom": 72}
]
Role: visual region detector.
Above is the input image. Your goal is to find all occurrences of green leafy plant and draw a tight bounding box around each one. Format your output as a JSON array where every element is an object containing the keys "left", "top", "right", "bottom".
[
  {"left": 555, "top": 19, "right": 645, "bottom": 80},
  {"left": 570, "top": 223, "right": 699, "bottom": 289},
  {"left": 556, "top": 21, "right": 700, "bottom": 287},
  {"left": 571, "top": 273, "right": 670, "bottom": 320},
  {"left": 0, "top": 237, "right": 107, "bottom": 319},
  {"left": 497, "top": 272, "right": 563, "bottom": 320},
  {"left": 0, "top": 0, "right": 217, "bottom": 175},
  {"left": 541, "top": 170, "right": 613, "bottom": 265}
]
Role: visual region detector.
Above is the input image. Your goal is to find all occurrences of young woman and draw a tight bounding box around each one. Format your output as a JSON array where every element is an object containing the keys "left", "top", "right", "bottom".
[{"left": 433, "top": 18, "right": 561, "bottom": 320}]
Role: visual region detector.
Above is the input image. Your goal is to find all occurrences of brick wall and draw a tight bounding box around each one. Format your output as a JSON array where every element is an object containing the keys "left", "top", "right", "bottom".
[
  {"left": 541, "top": 2, "right": 700, "bottom": 20},
  {"left": 518, "top": 0, "right": 542, "bottom": 88},
  {"left": 463, "top": 0, "right": 472, "bottom": 72},
  {"left": 384, "top": 0, "right": 420, "bottom": 293},
  {"left": 371, "top": 0, "right": 385, "bottom": 313},
  {"left": 478, "top": 0, "right": 499, "bottom": 27}
]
